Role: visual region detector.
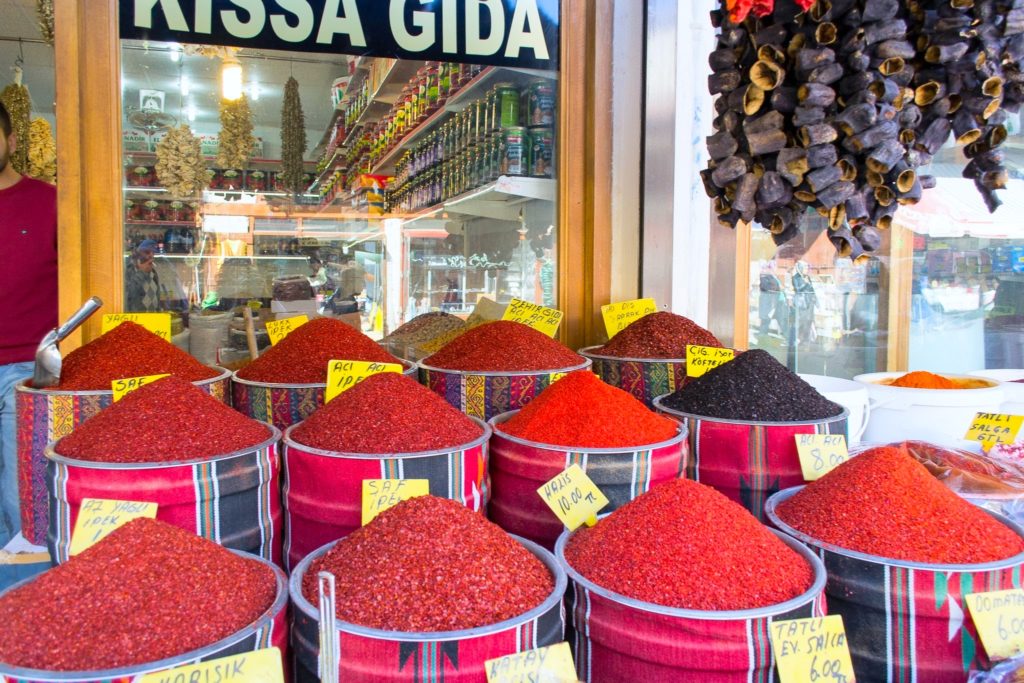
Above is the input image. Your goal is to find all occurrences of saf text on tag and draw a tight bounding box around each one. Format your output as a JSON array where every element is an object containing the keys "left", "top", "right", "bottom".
[
  {"left": 795, "top": 434, "right": 850, "bottom": 481},
  {"left": 325, "top": 360, "right": 403, "bottom": 403},
  {"left": 265, "top": 314, "right": 309, "bottom": 345},
  {"left": 111, "top": 374, "right": 169, "bottom": 402},
  {"left": 102, "top": 313, "right": 172, "bottom": 341},
  {"left": 686, "top": 345, "right": 734, "bottom": 378},
  {"left": 537, "top": 464, "right": 608, "bottom": 531},
  {"left": 70, "top": 498, "right": 158, "bottom": 556},
  {"left": 502, "top": 299, "right": 563, "bottom": 337},
  {"left": 769, "top": 615, "right": 856, "bottom": 683},
  {"left": 601, "top": 298, "right": 657, "bottom": 339},
  {"left": 362, "top": 479, "right": 430, "bottom": 525}
]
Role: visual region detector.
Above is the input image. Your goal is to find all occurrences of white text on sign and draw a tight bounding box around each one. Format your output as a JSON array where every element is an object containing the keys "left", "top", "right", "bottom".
[
  {"left": 685, "top": 345, "right": 735, "bottom": 378},
  {"left": 362, "top": 479, "right": 430, "bottom": 526},
  {"left": 325, "top": 360, "right": 404, "bottom": 403},
  {"left": 601, "top": 298, "right": 657, "bottom": 339},
  {"left": 101, "top": 313, "right": 172, "bottom": 341},
  {"left": 485, "top": 642, "right": 578, "bottom": 683},
  {"left": 769, "top": 615, "right": 856, "bottom": 683},
  {"left": 966, "top": 589, "right": 1024, "bottom": 661},
  {"left": 537, "top": 464, "right": 609, "bottom": 531},
  {"left": 964, "top": 412, "right": 1024, "bottom": 450},
  {"left": 502, "top": 299, "right": 563, "bottom": 337},
  {"left": 795, "top": 434, "right": 850, "bottom": 481},
  {"left": 69, "top": 498, "right": 158, "bottom": 556},
  {"left": 111, "top": 374, "right": 169, "bottom": 402},
  {"left": 265, "top": 314, "right": 309, "bottom": 346},
  {"left": 137, "top": 647, "right": 284, "bottom": 683}
]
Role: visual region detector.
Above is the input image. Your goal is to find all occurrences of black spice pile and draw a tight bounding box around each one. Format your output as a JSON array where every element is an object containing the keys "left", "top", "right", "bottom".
[{"left": 661, "top": 349, "right": 843, "bottom": 422}]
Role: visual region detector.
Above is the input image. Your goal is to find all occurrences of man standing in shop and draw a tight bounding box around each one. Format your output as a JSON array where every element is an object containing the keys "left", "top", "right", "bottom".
[
  {"left": 125, "top": 240, "right": 162, "bottom": 312},
  {"left": 0, "top": 102, "right": 57, "bottom": 547}
]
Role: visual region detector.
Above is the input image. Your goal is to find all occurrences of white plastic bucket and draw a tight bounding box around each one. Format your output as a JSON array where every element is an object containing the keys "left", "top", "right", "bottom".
[
  {"left": 967, "top": 369, "right": 1024, "bottom": 416},
  {"left": 798, "top": 374, "right": 870, "bottom": 445}
]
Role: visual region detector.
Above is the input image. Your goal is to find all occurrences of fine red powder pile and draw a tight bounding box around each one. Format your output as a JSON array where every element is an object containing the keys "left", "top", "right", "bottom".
[
  {"left": 424, "top": 320, "right": 583, "bottom": 372},
  {"left": 776, "top": 446, "right": 1024, "bottom": 564},
  {"left": 56, "top": 376, "right": 270, "bottom": 463},
  {"left": 0, "top": 518, "right": 276, "bottom": 671},
  {"left": 597, "top": 311, "right": 722, "bottom": 359},
  {"left": 236, "top": 317, "right": 400, "bottom": 384},
  {"left": 565, "top": 478, "right": 813, "bottom": 611},
  {"left": 498, "top": 370, "right": 679, "bottom": 448},
  {"left": 303, "top": 496, "right": 553, "bottom": 631},
  {"left": 54, "top": 322, "right": 219, "bottom": 391},
  {"left": 291, "top": 373, "right": 483, "bottom": 453}
]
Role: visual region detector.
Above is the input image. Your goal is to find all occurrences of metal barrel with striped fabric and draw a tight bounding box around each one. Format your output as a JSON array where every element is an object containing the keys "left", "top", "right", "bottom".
[
  {"left": 767, "top": 488, "right": 1024, "bottom": 682},
  {"left": 0, "top": 550, "right": 288, "bottom": 682},
  {"left": 555, "top": 527, "right": 828, "bottom": 682},
  {"left": 288, "top": 536, "right": 566, "bottom": 682},
  {"left": 418, "top": 359, "right": 593, "bottom": 421},
  {"left": 231, "top": 360, "right": 418, "bottom": 431},
  {"left": 579, "top": 346, "right": 688, "bottom": 409},
  {"left": 45, "top": 427, "right": 283, "bottom": 566},
  {"left": 487, "top": 411, "right": 688, "bottom": 550},
  {"left": 652, "top": 396, "right": 849, "bottom": 522},
  {"left": 14, "top": 368, "right": 232, "bottom": 546},
  {"left": 281, "top": 419, "right": 491, "bottom": 570}
]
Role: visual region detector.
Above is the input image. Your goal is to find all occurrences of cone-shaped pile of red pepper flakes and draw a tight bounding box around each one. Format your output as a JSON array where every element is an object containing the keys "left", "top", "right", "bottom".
[
  {"left": 498, "top": 370, "right": 679, "bottom": 448},
  {"left": 302, "top": 496, "right": 553, "bottom": 631},
  {"left": 291, "top": 373, "right": 483, "bottom": 453},
  {"left": 564, "top": 478, "right": 813, "bottom": 611},
  {"left": 776, "top": 446, "right": 1024, "bottom": 564},
  {"left": 53, "top": 322, "right": 219, "bottom": 391},
  {"left": 235, "top": 317, "right": 400, "bottom": 384},
  {"left": 0, "top": 518, "right": 276, "bottom": 671},
  {"left": 424, "top": 320, "right": 583, "bottom": 372},
  {"left": 56, "top": 376, "right": 271, "bottom": 463},
  {"left": 596, "top": 311, "right": 722, "bottom": 359}
]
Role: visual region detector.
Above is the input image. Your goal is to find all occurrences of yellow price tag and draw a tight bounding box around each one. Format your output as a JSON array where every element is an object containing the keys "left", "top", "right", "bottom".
[
  {"left": 485, "top": 642, "right": 577, "bottom": 683},
  {"left": 69, "top": 498, "right": 158, "bottom": 556},
  {"left": 964, "top": 412, "right": 1024, "bottom": 450},
  {"left": 325, "top": 360, "right": 404, "bottom": 403},
  {"left": 795, "top": 434, "right": 850, "bottom": 481},
  {"left": 769, "top": 615, "right": 856, "bottom": 683},
  {"left": 102, "top": 313, "right": 172, "bottom": 341},
  {"left": 111, "top": 374, "right": 169, "bottom": 402},
  {"left": 265, "top": 314, "right": 309, "bottom": 346},
  {"left": 502, "top": 299, "right": 563, "bottom": 337},
  {"left": 537, "top": 464, "right": 609, "bottom": 532},
  {"left": 966, "top": 589, "right": 1024, "bottom": 661},
  {"left": 136, "top": 647, "right": 284, "bottom": 683},
  {"left": 601, "top": 298, "right": 657, "bottom": 339},
  {"left": 685, "top": 345, "right": 735, "bottom": 378},
  {"left": 362, "top": 479, "right": 430, "bottom": 525}
]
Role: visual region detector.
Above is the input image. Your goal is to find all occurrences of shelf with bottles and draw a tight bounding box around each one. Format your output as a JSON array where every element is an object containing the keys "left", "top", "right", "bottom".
[{"left": 400, "top": 175, "right": 555, "bottom": 224}]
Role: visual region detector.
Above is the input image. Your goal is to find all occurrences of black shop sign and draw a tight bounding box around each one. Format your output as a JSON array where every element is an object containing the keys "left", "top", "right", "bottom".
[{"left": 120, "top": 0, "right": 559, "bottom": 70}]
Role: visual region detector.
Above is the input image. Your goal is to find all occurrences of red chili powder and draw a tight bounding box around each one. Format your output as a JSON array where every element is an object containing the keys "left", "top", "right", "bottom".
[
  {"left": 498, "top": 370, "right": 679, "bottom": 448},
  {"left": 424, "top": 320, "right": 583, "bottom": 372},
  {"left": 596, "top": 311, "right": 722, "bottom": 359},
  {"left": 565, "top": 478, "right": 813, "bottom": 611},
  {"left": 0, "top": 518, "right": 276, "bottom": 671},
  {"left": 236, "top": 317, "right": 400, "bottom": 384},
  {"left": 302, "top": 496, "right": 553, "bottom": 631},
  {"left": 291, "top": 373, "right": 483, "bottom": 453},
  {"left": 54, "top": 322, "right": 219, "bottom": 391},
  {"left": 56, "top": 376, "right": 270, "bottom": 463},
  {"left": 776, "top": 446, "right": 1024, "bottom": 564},
  {"left": 888, "top": 371, "right": 960, "bottom": 389}
]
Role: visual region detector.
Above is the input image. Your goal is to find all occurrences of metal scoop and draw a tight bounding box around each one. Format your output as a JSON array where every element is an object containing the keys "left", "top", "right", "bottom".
[{"left": 31, "top": 297, "right": 103, "bottom": 388}]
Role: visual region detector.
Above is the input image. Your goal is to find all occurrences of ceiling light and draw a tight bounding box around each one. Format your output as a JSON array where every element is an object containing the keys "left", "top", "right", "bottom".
[
  {"left": 187, "top": 103, "right": 196, "bottom": 122},
  {"left": 221, "top": 56, "right": 243, "bottom": 101},
  {"left": 249, "top": 81, "right": 260, "bottom": 101},
  {"left": 181, "top": 75, "right": 190, "bottom": 97},
  {"left": 169, "top": 44, "right": 181, "bottom": 62}
]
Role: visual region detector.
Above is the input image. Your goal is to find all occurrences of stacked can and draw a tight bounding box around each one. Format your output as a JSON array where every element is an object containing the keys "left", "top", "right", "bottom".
[{"left": 522, "top": 79, "right": 555, "bottom": 179}]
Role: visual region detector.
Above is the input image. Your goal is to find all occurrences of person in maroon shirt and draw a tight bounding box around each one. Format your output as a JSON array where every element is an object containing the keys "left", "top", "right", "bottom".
[{"left": 0, "top": 101, "right": 57, "bottom": 547}]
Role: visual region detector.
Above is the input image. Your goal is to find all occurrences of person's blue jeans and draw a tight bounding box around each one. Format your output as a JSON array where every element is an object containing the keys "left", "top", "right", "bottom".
[{"left": 0, "top": 361, "right": 32, "bottom": 547}]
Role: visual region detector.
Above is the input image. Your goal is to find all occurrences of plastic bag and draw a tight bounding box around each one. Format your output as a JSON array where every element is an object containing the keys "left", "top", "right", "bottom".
[{"left": 968, "top": 654, "right": 1024, "bottom": 682}]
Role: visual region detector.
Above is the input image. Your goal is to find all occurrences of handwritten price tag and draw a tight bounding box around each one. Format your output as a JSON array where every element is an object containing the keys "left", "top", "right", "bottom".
[
  {"left": 136, "top": 647, "right": 284, "bottom": 683},
  {"left": 485, "top": 642, "right": 577, "bottom": 683},
  {"left": 964, "top": 412, "right": 1024, "bottom": 450},
  {"left": 102, "top": 313, "right": 172, "bottom": 341},
  {"left": 685, "top": 345, "right": 735, "bottom": 378},
  {"left": 601, "top": 298, "right": 657, "bottom": 339},
  {"left": 265, "top": 314, "right": 308, "bottom": 345},
  {"left": 795, "top": 434, "right": 850, "bottom": 481},
  {"left": 537, "top": 464, "right": 608, "bottom": 531},
  {"left": 111, "top": 374, "right": 169, "bottom": 402},
  {"left": 769, "top": 615, "right": 856, "bottom": 683},
  {"left": 69, "top": 498, "right": 158, "bottom": 556},
  {"left": 502, "top": 299, "right": 563, "bottom": 337},
  {"left": 362, "top": 479, "right": 430, "bottom": 525},
  {"left": 325, "top": 360, "right": 404, "bottom": 403},
  {"left": 966, "top": 589, "right": 1024, "bottom": 661}
]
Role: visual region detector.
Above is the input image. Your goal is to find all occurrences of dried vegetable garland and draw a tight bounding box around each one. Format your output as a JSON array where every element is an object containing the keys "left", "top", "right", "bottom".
[
  {"left": 704, "top": 0, "right": 1024, "bottom": 258},
  {"left": 216, "top": 95, "right": 255, "bottom": 169},
  {"left": 36, "top": 0, "right": 54, "bottom": 46},
  {"left": 280, "top": 76, "right": 308, "bottom": 194},
  {"left": 27, "top": 117, "right": 55, "bottom": 183},
  {"left": 156, "top": 124, "right": 208, "bottom": 198},
  {"left": 0, "top": 83, "right": 31, "bottom": 175}
]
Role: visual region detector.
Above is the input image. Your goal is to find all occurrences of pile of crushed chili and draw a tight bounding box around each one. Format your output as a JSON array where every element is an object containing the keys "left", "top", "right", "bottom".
[
  {"left": 291, "top": 373, "right": 483, "bottom": 453},
  {"left": 424, "top": 321, "right": 583, "bottom": 372},
  {"left": 564, "top": 478, "right": 813, "bottom": 610},
  {"left": 53, "top": 322, "right": 218, "bottom": 391},
  {"left": 885, "top": 370, "right": 990, "bottom": 390},
  {"left": 776, "top": 446, "right": 1024, "bottom": 564},
  {"left": 0, "top": 518, "right": 276, "bottom": 671},
  {"left": 302, "top": 496, "right": 553, "bottom": 631},
  {"left": 596, "top": 311, "right": 722, "bottom": 359},
  {"left": 498, "top": 370, "right": 679, "bottom": 448},
  {"left": 236, "top": 317, "right": 399, "bottom": 384},
  {"left": 56, "top": 376, "right": 270, "bottom": 463}
]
